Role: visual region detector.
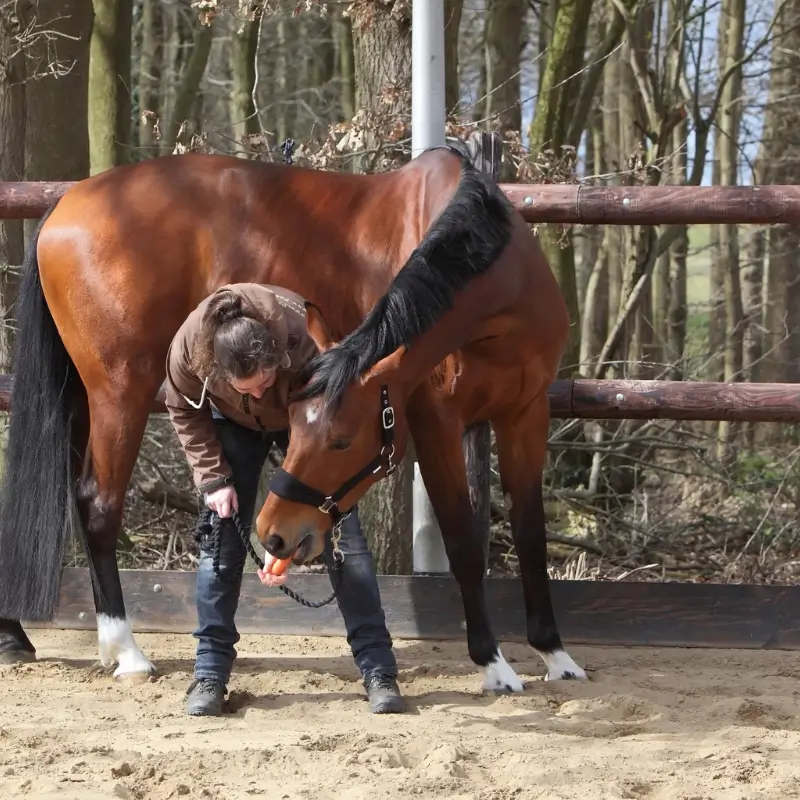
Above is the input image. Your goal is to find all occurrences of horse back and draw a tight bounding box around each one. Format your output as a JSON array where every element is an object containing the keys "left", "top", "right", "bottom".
[{"left": 33, "top": 150, "right": 466, "bottom": 369}]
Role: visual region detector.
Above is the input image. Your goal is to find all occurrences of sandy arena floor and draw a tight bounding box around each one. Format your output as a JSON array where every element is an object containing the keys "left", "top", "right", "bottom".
[{"left": 1, "top": 630, "right": 800, "bottom": 799}]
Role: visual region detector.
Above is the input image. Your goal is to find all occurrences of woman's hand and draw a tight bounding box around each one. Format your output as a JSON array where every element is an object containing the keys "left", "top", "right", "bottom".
[
  {"left": 257, "top": 553, "right": 291, "bottom": 587},
  {"left": 205, "top": 485, "right": 238, "bottom": 518},
  {"left": 257, "top": 568, "right": 288, "bottom": 587}
]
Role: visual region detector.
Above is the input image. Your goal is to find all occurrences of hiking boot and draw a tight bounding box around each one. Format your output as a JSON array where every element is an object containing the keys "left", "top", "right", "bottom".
[
  {"left": 364, "top": 674, "right": 406, "bottom": 714},
  {"left": 185, "top": 678, "right": 227, "bottom": 716}
]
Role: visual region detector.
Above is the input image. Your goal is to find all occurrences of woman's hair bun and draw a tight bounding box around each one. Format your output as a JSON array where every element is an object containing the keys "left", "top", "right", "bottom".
[{"left": 212, "top": 291, "right": 244, "bottom": 325}]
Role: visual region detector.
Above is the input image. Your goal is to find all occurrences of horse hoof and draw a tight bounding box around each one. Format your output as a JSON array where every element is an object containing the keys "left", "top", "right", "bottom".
[
  {"left": 481, "top": 652, "right": 526, "bottom": 694},
  {"left": 0, "top": 649, "right": 36, "bottom": 666},
  {"left": 542, "top": 650, "right": 588, "bottom": 682},
  {"left": 114, "top": 669, "right": 156, "bottom": 686}
]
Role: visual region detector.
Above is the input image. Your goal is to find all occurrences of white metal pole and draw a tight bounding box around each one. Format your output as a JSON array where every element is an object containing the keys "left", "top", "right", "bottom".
[
  {"left": 410, "top": 0, "right": 450, "bottom": 574},
  {"left": 411, "top": 0, "right": 447, "bottom": 157},
  {"left": 413, "top": 463, "right": 450, "bottom": 573}
]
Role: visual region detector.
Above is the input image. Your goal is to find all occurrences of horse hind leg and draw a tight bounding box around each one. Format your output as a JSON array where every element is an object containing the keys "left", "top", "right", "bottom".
[
  {"left": 77, "top": 390, "right": 156, "bottom": 682},
  {"left": 492, "top": 394, "right": 587, "bottom": 682},
  {"left": 0, "top": 619, "right": 36, "bottom": 664}
]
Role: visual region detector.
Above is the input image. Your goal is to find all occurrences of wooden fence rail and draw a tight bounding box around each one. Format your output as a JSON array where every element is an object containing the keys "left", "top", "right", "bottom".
[
  {"left": 4, "top": 180, "right": 800, "bottom": 226},
  {"left": 0, "top": 374, "right": 798, "bottom": 423}
]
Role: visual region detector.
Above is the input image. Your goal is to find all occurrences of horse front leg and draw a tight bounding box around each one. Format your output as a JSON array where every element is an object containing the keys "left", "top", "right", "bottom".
[
  {"left": 493, "top": 393, "right": 586, "bottom": 681},
  {"left": 411, "top": 412, "right": 524, "bottom": 694}
]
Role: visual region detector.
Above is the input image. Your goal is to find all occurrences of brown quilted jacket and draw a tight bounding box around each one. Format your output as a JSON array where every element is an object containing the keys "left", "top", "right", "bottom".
[{"left": 164, "top": 283, "right": 318, "bottom": 493}]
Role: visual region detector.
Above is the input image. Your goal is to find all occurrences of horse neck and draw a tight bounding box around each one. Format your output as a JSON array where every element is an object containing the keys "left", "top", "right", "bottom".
[{"left": 396, "top": 268, "right": 509, "bottom": 393}]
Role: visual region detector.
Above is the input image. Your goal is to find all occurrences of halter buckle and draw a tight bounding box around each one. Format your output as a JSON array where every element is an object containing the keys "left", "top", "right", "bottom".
[
  {"left": 319, "top": 497, "right": 337, "bottom": 514},
  {"left": 382, "top": 406, "right": 395, "bottom": 429}
]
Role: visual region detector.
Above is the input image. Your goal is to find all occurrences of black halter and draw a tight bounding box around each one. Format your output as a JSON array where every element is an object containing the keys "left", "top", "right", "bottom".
[{"left": 268, "top": 384, "right": 397, "bottom": 533}]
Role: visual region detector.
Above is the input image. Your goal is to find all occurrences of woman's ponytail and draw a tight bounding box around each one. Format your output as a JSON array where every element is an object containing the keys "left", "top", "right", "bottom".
[{"left": 191, "top": 288, "right": 284, "bottom": 382}]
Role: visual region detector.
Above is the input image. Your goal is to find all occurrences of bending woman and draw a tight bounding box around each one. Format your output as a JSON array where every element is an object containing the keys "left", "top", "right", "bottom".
[{"left": 164, "top": 283, "right": 405, "bottom": 717}]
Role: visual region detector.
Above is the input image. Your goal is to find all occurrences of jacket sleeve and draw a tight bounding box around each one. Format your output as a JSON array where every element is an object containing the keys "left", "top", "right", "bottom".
[{"left": 164, "top": 338, "right": 233, "bottom": 495}]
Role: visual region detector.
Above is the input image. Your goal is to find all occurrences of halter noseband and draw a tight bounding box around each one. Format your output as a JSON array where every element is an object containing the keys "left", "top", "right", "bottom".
[{"left": 268, "top": 384, "right": 397, "bottom": 537}]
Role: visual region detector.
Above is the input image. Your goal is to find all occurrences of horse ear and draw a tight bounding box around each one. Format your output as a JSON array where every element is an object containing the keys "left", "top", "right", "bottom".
[
  {"left": 359, "top": 344, "right": 408, "bottom": 386},
  {"left": 304, "top": 302, "right": 336, "bottom": 352}
]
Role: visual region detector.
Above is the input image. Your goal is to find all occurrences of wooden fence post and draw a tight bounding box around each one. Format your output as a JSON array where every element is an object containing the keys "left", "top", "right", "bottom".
[{"left": 464, "top": 130, "right": 502, "bottom": 567}]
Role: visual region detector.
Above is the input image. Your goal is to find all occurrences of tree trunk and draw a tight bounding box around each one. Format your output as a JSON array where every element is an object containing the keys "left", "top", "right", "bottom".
[
  {"left": 137, "top": 0, "right": 162, "bottom": 156},
  {"left": 527, "top": 0, "right": 593, "bottom": 377},
  {"left": 334, "top": 8, "right": 355, "bottom": 121},
  {"left": 742, "top": 225, "right": 765, "bottom": 386},
  {"left": 230, "top": 9, "right": 262, "bottom": 151},
  {"left": 159, "top": 0, "right": 181, "bottom": 150},
  {"left": 579, "top": 75, "right": 608, "bottom": 374},
  {"left": 761, "top": 1, "right": 800, "bottom": 393},
  {"left": 309, "top": 12, "right": 335, "bottom": 96},
  {"left": 89, "top": 0, "right": 133, "bottom": 173},
  {"left": 667, "top": 122, "right": 689, "bottom": 380},
  {"left": 618, "top": 1, "right": 656, "bottom": 380},
  {"left": 165, "top": 16, "right": 214, "bottom": 152},
  {"left": 715, "top": 0, "right": 746, "bottom": 458},
  {"left": 24, "top": 0, "right": 91, "bottom": 235},
  {"left": 706, "top": 171, "right": 725, "bottom": 382},
  {"left": 358, "top": 464, "right": 413, "bottom": 575},
  {"left": 742, "top": 222, "right": 765, "bottom": 452},
  {"left": 0, "top": 1, "right": 29, "bottom": 373},
  {"left": 333, "top": 5, "right": 356, "bottom": 121},
  {"left": 483, "top": 0, "right": 527, "bottom": 136},
  {"left": 651, "top": 249, "right": 669, "bottom": 368},
  {"left": 443, "top": 0, "right": 463, "bottom": 116},
  {"left": 347, "top": 0, "right": 414, "bottom": 573},
  {"left": 352, "top": 0, "right": 411, "bottom": 172},
  {"left": 602, "top": 47, "right": 624, "bottom": 375},
  {"left": 274, "top": 16, "right": 296, "bottom": 143},
  {"left": 351, "top": 0, "right": 411, "bottom": 117}
]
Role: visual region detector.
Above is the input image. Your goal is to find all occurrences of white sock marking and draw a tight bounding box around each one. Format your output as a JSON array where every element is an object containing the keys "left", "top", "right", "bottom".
[
  {"left": 96, "top": 614, "right": 155, "bottom": 678},
  {"left": 540, "top": 648, "right": 587, "bottom": 681},
  {"left": 482, "top": 650, "right": 525, "bottom": 693}
]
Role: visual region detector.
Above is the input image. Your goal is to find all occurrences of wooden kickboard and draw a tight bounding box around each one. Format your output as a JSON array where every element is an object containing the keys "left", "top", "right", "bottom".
[{"left": 22, "top": 568, "right": 800, "bottom": 651}]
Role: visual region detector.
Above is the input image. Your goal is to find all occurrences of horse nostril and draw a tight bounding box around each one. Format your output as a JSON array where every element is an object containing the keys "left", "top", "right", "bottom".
[{"left": 265, "top": 533, "right": 285, "bottom": 556}]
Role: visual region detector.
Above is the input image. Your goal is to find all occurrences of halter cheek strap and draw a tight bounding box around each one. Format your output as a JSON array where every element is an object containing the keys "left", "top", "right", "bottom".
[{"left": 268, "top": 384, "right": 396, "bottom": 530}]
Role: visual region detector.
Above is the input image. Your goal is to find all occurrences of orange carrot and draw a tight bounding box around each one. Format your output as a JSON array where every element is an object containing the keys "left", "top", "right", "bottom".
[
  {"left": 263, "top": 554, "right": 292, "bottom": 576},
  {"left": 269, "top": 557, "right": 292, "bottom": 576}
]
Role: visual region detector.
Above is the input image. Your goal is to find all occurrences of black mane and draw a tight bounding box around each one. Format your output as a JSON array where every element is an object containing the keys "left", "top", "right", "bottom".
[{"left": 293, "top": 143, "right": 515, "bottom": 415}]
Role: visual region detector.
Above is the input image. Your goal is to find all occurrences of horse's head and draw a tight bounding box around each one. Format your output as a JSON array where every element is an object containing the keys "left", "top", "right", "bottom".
[{"left": 255, "top": 303, "right": 413, "bottom": 564}]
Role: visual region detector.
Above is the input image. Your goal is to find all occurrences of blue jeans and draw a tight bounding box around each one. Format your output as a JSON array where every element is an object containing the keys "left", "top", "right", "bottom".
[{"left": 193, "top": 415, "right": 397, "bottom": 686}]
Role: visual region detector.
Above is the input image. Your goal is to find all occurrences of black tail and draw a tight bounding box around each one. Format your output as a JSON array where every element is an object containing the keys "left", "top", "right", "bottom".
[{"left": 0, "top": 203, "right": 82, "bottom": 621}]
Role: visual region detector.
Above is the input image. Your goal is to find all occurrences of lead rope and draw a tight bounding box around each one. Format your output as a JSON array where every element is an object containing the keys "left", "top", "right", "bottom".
[{"left": 194, "top": 506, "right": 344, "bottom": 609}]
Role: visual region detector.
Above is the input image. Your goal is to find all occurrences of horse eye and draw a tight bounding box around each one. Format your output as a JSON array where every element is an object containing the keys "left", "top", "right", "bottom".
[{"left": 330, "top": 439, "right": 351, "bottom": 451}]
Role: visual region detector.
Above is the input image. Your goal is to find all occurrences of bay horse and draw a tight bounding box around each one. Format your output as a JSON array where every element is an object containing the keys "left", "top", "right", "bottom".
[
  {"left": 0, "top": 142, "right": 585, "bottom": 691},
  {"left": 257, "top": 149, "right": 587, "bottom": 690}
]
